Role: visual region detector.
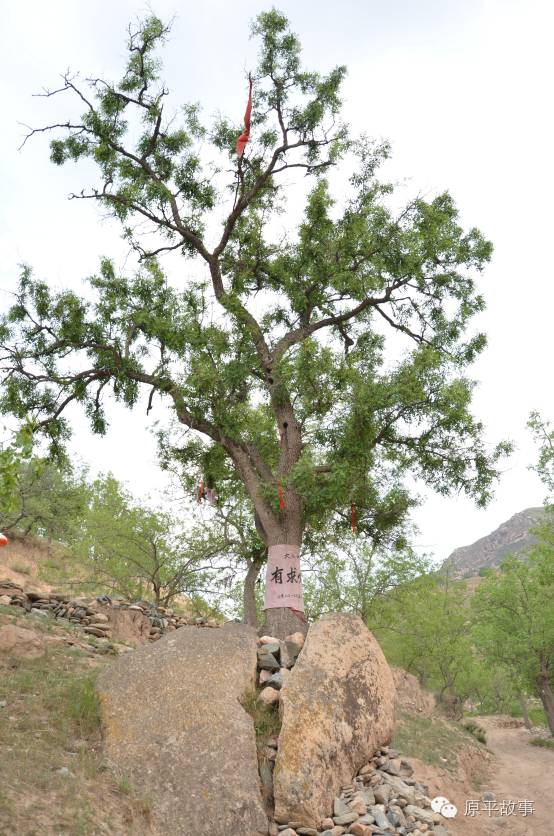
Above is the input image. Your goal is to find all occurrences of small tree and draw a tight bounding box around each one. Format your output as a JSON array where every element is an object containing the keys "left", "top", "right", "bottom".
[
  {"left": 73, "top": 474, "right": 223, "bottom": 607},
  {"left": 1, "top": 12, "right": 508, "bottom": 636},
  {"left": 473, "top": 544, "right": 554, "bottom": 735},
  {"left": 0, "top": 457, "right": 89, "bottom": 542}
]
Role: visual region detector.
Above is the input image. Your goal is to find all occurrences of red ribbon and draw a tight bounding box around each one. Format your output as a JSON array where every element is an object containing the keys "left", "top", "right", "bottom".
[
  {"left": 0, "top": 533, "right": 8, "bottom": 547},
  {"left": 351, "top": 502, "right": 357, "bottom": 534},
  {"left": 278, "top": 483, "right": 286, "bottom": 511},
  {"left": 236, "top": 76, "right": 253, "bottom": 157}
]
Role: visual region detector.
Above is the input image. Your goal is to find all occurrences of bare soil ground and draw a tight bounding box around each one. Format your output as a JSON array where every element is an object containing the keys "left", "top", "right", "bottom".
[{"left": 464, "top": 716, "right": 554, "bottom": 836}]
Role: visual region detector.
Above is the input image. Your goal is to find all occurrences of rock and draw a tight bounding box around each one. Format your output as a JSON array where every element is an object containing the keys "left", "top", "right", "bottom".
[
  {"left": 334, "top": 798, "right": 350, "bottom": 816},
  {"left": 404, "top": 805, "right": 435, "bottom": 825},
  {"left": 0, "top": 595, "right": 11, "bottom": 606},
  {"left": 260, "top": 686, "right": 281, "bottom": 706},
  {"left": 258, "top": 652, "right": 281, "bottom": 671},
  {"left": 369, "top": 806, "right": 392, "bottom": 830},
  {"left": 0, "top": 624, "right": 45, "bottom": 659},
  {"left": 96, "top": 623, "right": 268, "bottom": 835},
  {"left": 107, "top": 606, "right": 152, "bottom": 645},
  {"left": 259, "top": 635, "right": 280, "bottom": 645},
  {"left": 373, "top": 785, "right": 391, "bottom": 805},
  {"left": 297, "top": 828, "right": 318, "bottom": 835},
  {"left": 260, "top": 669, "right": 272, "bottom": 684},
  {"left": 277, "top": 831, "right": 297, "bottom": 836},
  {"left": 274, "top": 614, "right": 395, "bottom": 827},
  {"left": 267, "top": 671, "right": 284, "bottom": 690},
  {"left": 333, "top": 812, "right": 359, "bottom": 825},
  {"left": 321, "top": 818, "right": 335, "bottom": 829},
  {"left": 280, "top": 640, "right": 302, "bottom": 668},
  {"left": 356, "top": 814, "right": 375, "bottom": 825},
  {"left": 349, "top": 825, "right": 372, "bottom": 836},
  {"left": 84, "top": 626, "right": 109, "bottom": 637},
  {"left": 90, "top": 612, "right": 109, "bottom": 623},
  {"left": 285, "top": 631, "right": 305, "bottom": 648}
]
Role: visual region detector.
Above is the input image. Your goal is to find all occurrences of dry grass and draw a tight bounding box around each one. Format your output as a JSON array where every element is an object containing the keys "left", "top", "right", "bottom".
[
  {"left": 0, "top": 609, "right": 154, "bottom": 834},
  {"left": 393, "top": 709, "right": 487, "bottom": 774}
]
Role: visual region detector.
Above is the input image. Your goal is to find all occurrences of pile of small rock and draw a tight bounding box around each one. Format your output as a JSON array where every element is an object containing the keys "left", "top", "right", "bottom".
[
  {"left": 272, "top": 749, "right": 452, "bottom": 836},
  {"left": 256, "top": 632, "right": 305, "bottom": 704},
  {"left": 0, "top": 580, "right": 219, "bottom": 648}
]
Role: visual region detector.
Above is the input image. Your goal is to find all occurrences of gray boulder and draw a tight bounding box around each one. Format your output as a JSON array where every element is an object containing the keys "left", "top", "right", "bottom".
[{"left": 96, "top": 623, "right": 268, "bottom": 836}]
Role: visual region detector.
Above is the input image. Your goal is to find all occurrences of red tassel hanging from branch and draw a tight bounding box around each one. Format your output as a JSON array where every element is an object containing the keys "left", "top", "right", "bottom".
[
  {"left": 351, "top": 502, "right": 357, "bottom": 534},
  {"left": 278, "top": 482, "right": 286, "bottom": 511},
  {"left": 235, "top": 75, "right": 253, "bottom": 157}
]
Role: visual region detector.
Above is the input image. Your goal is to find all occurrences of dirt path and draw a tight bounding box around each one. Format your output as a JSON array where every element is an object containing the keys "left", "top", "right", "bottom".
[{"left": 460, "top": 717, "right": 553, "bottom": 836}]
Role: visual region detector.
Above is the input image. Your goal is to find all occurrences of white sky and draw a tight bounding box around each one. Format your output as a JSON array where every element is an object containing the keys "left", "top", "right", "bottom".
[{"left": 1, "top": 0, "right": 553, "bottom": 563}]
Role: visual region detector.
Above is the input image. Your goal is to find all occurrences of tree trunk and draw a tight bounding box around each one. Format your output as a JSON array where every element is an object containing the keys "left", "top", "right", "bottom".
[
  {"left": 243, "top": 559, "right": 261, "bottom": 628},
  {"left": 518, "top": 694, "right": 532, "bottom": 730},
  {"left": 537, "top": 673, "right": 554, "bottom": 736},
  {"left": 261, "top": 515, "right": 308, "bottom": 640},
  {"left": 264, "top": 605, "right": 308, "bottom": 640}
]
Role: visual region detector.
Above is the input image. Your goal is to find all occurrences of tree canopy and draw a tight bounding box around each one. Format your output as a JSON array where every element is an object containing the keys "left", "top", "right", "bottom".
[{"left": 0, "top": 12, "right": 508, "bottom": 633}]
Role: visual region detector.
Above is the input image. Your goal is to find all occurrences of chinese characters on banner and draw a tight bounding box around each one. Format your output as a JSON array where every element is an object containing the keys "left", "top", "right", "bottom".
[{"left": 264, "top": 544, "right": 304, "bottom": 612}]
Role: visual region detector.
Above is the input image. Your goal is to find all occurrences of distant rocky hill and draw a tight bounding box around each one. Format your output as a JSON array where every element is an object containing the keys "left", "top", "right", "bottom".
[{"left": 442, "top": 507, "right": 546, "bottom": 578}]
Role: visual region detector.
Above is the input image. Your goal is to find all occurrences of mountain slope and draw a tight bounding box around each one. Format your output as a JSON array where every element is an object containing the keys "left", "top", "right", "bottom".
[{"left": 443, "top": 507, "right": 545, "bottom": 578}]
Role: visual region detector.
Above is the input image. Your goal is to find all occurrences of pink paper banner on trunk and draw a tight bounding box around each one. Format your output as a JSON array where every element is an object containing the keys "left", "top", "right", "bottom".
[{"left": 264, "top": 544, "right": 304, "bottom": 611}]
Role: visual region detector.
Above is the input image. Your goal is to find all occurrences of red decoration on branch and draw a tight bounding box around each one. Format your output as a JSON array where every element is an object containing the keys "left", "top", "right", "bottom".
[
  {"left": 0, "top": 533, "right": 8, "bottom": 547},
  {"left": 196, "top": 480, "right": 205, "bottom": 504},
  {"left": 351, "top": 502, "right": 357, "bottom": 534},
  {"left": 278, "top": 482, "right": 286, "bottom": 511},
  {"left": 235, "top": 75, "right": 253, "bottom": 157}
]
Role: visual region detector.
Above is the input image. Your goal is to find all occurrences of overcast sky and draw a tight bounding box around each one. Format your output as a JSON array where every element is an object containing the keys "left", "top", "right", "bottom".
[{"left": 1, "top": 0, "right": 553, "bottom": 563}]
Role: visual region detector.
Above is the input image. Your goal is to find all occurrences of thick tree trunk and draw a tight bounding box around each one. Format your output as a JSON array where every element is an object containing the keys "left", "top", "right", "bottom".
[
  {"left": 537, "top": 671, "right": 554, "bottom": 736},
  {"left": 261, "top": 516, "right": 308, "bottom": 640},
  {"left": 518, "top": 694, "right": 532, "bottom": 730},
  {"left": 243, "top": 559, "right": 261, "bottom": 628}
]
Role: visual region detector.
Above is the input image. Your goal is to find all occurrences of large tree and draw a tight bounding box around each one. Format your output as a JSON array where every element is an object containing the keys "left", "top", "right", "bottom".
[{"left": 0, "top": 12, "right": 507, "bottom": 637}]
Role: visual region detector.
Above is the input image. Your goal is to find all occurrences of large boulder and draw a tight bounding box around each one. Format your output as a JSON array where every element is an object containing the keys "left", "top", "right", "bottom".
[
  {"left": 105, "top": 604, "right": 152, "bottom": 645},
  {"left": 0, "top": 624, "right": 45, "bottom": 659},
  {"left": 273, "top": 613, "right": 395, "bottom": 827},
  {"left": 96, "top": 623, "right": 268, "bottom": 836}
]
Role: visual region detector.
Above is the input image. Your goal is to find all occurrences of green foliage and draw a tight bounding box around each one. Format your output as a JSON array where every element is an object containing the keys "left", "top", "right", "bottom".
[
  {"left": 528, "top": 410, "right": 554, "bottom": 497},
  {"left": 0, "top": 423, "right": 35, "bottom": 516},
  {"left": 302, "top": 534, "right": 430, "bottom": 622},
  {"left": 530, "top": 736, "right": 554, "bottom": 748},
  {"left": 240, "top": 687, "right": 281, "bottom": 754},
  {"left": 393, "top": 710, "right": 485, "bottom": 774},
  {"left": 0, "top": 455, "right": 90, "bottom": 542},
  {"left": 472, "top": 539, "right": 554, "bottom": 731},
  {"left": 71, "top": 474, "right": 220, "bottom": 606},
  {"left": 509, "top": 701, "right": 547, "bottom": 727},
  {"left": 462, "top": 720, "right": 487, "bottom": 744}
]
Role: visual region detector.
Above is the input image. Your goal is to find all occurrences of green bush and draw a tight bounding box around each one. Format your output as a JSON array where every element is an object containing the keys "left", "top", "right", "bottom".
[
  {"left": 530, "top": 736, "right": 554, "bottom": 749},
  {"left": 463, "top": 720, "right": 487, "bottom": 744}
]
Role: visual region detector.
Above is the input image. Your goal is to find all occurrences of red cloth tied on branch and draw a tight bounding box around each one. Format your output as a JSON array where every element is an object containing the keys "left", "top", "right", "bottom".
[
  {"left": 351, "top": 502, "right": 357, "bottom": 534},
  {"left": 0, "top": 533, "right": 8, "bottom": 547},
  {"left": 278, "top": 482, "right": 286, "bottom": 511},
  {"left": 235, "top": 76, "right": 253, "bottom": 157}
]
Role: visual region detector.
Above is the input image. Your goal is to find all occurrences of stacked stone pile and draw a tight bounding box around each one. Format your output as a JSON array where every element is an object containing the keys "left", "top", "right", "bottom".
[
  {"left": 256, "top": 631, "right": 305, "bottom": 705},
  {"left": 0, "top": 580, "right": 219, "bottom": 649},
  {"left": 272, "top": 749, "right": 452, "bottom": 836}
]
